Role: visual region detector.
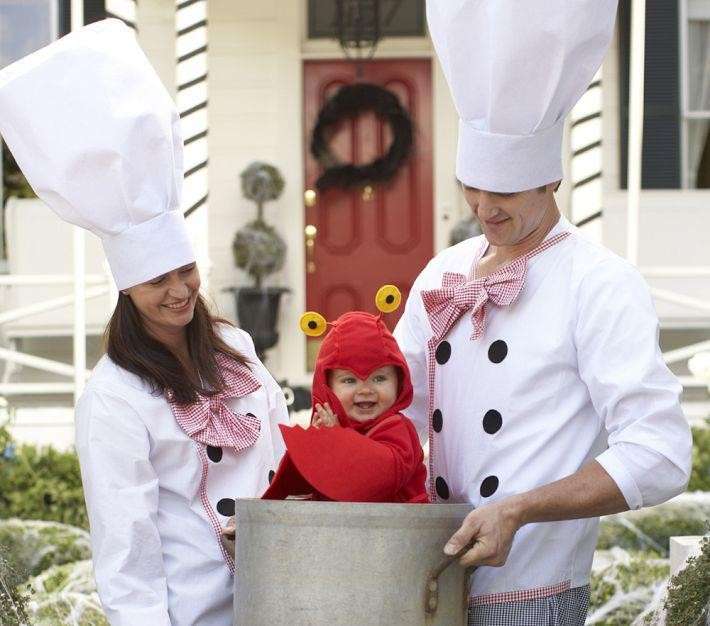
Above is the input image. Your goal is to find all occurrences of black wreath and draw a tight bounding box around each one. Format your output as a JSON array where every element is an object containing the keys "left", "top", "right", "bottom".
[{"left": 310, "top": 83, "right": 413, "bottom": 191}]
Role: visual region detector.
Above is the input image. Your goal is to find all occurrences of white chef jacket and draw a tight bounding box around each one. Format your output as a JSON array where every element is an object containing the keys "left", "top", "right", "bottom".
[
  {"left": 75, "top": 324, "right": 287, "bottom": 625},
  {"left": 394, "top": 216, "right": 692, "bottom": 603}
]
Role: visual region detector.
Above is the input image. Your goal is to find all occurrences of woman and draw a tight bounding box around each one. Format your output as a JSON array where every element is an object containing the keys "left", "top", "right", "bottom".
[
  {"left": 76, "top": 264, "right": 286, "bottom": 625},
  {"left": 0, "top": 20, "right": 287, "bottom": 625}
]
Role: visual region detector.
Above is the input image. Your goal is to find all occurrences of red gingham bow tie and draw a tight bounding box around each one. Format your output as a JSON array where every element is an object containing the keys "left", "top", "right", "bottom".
[
  {"left": 422, "top": 232, "right": 570, "bottom": 342},
  {"left": 169, "top": 353, "right": 262, "bottom": 452},
  {"left": 422, "top": 269, "right": 525, "bottom": 342}
]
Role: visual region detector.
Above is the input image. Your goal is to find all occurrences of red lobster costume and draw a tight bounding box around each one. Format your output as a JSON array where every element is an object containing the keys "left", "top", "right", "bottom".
[{"left": 263, "top": 311, "right": 428, "bottom": 503}]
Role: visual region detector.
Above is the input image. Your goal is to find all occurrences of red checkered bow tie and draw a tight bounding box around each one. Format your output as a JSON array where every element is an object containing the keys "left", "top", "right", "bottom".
[
  {"left": 169, "top": 353, "right": 262, "bottom": 452},
  {"left": 422, "top": 231, "right": 570, "bottom": 342}
]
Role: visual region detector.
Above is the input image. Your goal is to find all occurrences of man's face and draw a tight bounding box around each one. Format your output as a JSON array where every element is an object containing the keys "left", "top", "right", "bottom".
[{"left": 461, "top": 184, "right": 554, "bottom": 247}]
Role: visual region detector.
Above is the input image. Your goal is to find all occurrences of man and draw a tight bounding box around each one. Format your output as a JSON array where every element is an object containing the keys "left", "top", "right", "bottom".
[{"left": 394, "top": 2, "right": 692, "bottom": 624}]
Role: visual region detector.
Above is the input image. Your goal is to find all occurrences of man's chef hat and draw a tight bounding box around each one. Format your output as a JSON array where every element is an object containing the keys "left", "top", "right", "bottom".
[
  {"left": 0, "top": 19, "right": 193, "bottom": 290},
  {"left": 427, "top": 1, "right": 618, "bottom": 193}
]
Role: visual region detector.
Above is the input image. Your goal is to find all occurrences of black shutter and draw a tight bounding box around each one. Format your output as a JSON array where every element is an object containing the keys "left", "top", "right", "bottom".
[
  {"left": 618, "top": 0, "right": 681, "bottom": 189},
  {"left": 83, "top": 0, "right": 106, "bottom": 25},
  {"left": 57, "top": 0, "right": 105, "bottom": 33},
  {"left": 58, "top": 0, "right": 71, "bottom": 36}
]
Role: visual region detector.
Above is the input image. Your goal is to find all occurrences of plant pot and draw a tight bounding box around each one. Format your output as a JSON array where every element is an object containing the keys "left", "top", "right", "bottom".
[{"left": 226, "top": 287, "right": 289, "bottom": 360}]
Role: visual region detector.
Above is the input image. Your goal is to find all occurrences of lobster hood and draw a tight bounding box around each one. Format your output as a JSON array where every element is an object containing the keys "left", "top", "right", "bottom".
[{"left": 311, "top": 311, "right": 413, "bottom": 432}]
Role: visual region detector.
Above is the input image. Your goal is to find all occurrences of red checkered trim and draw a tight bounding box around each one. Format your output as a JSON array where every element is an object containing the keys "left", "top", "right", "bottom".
[
  {"left": 169, "top": 353, "right": 262, "bottom": 452},
  {"left": 196, "top": 443, "right": 235, "bottom": 574},
  {"left": 423, "top": 232, "right": 569, "bottom": 501},
  {"left": 426, "top": 336, "right": 438, "bottom": 499},
  {"left": 469, "top": 579, "right": 571, "bottom": 606}
]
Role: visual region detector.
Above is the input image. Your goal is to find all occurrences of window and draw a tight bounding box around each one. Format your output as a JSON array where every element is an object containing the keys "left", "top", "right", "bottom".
[
  {"left": 682, "top": 0, "right": 710, "bottom": 188},
  {"left": 0, "top": 0, "right": 58, "bottom": 263},
  {"left": 308, "top": 0, "right": 425, "bottom": 39},
  {"left": 0, "top": 0, "right": 57, "bottom": 69}
]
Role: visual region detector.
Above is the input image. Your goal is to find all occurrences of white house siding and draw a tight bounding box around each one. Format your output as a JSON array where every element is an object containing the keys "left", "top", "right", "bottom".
[
  {"left": 206, "top": 0, "right": 305, "bottom": 382},
  {"left": 137, "top": 0, "right": 176, "bottom": 96}
]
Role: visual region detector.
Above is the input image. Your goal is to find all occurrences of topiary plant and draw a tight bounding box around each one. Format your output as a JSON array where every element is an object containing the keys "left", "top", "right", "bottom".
[{"left": 232, "top": 162, "right": 287, "bottom": 288}]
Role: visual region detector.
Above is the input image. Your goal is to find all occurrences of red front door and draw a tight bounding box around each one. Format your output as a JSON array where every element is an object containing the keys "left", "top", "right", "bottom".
[{"left": 303, "top": 59, "right": 433, "bottom": 349}]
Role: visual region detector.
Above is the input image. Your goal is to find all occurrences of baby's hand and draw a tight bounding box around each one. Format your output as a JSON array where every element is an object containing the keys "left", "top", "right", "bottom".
[
  {"left": 312, "top": 403, "right": 338, "bottom": 428},
  {"left": 221, "top": 516, "right": 236, "bottom": 558}
]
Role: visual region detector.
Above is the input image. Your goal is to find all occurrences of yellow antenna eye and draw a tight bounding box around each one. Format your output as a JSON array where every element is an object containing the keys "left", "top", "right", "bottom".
[
  {"left": 375, "top": 285, "right": 402, "bottom": 314},
  {"left": 299, "top": 311, "right": 328, "bottom": 337}
]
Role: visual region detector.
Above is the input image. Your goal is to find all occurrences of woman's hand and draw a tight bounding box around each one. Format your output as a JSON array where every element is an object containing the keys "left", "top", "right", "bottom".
[
  {"left": 312, "top": 403, "right": 338, "bottom": 428},
  {"left": 221, "top": 516, "right": 236, "bottom": 558}
]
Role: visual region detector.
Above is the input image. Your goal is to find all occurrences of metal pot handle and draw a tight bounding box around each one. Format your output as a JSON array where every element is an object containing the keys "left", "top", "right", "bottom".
[{"left": 424, "top": 541, "right": 476, "bottom": 620}]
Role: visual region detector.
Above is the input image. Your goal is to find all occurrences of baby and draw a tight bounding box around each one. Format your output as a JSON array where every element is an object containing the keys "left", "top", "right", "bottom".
[{"left": 262, "top": 308, "right": 428, "bottom": 503}]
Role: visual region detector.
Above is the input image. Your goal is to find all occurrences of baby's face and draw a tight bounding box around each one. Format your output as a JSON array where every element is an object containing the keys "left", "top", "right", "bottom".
[{"left": 327, "top": 365, "right": 399, "bottom": 423}]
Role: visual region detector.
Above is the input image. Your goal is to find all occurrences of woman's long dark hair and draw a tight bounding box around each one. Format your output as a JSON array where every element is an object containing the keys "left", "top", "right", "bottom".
[{"left": 105, "top": 292, "right": 247, "bottom": 404}]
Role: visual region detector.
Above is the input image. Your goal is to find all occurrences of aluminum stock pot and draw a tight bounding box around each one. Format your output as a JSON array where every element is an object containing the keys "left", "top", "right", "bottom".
[{"left": 233, "top": 499, "right": 474, "bottom": 625}]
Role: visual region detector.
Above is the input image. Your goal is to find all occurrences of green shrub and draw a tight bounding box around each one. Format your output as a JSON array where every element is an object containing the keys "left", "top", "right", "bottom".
[
  {"left": 0, "top": 426, "right": 88, "bottom": 529},
  {"left": 664, "top": 534, "right": 710, "bottom": 626},
  {"left": 24, "top": 560, "right": 109, "bottom": 625},
  {"left": 597, "top": 501, "right": 709, "bottom": 554},
  {"left": 0, "top": 519, "right": 92, "bottom": 582},
  {"left": 588, "top": 550, "right": 669, "bottom": 625},
  {"left": 0, "top": 553, "right": 31, "bottom": 625},
  {"left": 688, "top": 426, "right": 710, "bottom": 492}
]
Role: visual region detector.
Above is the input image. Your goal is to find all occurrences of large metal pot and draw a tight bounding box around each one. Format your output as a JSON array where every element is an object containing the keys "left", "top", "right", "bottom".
[{"left": 233, "top": 499, "right": 473, "bottom": 625}]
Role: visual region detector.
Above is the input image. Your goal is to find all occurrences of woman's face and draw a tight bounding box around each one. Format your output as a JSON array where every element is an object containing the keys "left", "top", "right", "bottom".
[{"left": 124, "top": 262, "right": 201, "bottom": 333}]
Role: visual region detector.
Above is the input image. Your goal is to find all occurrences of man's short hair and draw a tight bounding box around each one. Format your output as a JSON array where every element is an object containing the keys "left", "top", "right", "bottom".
[{"left": 537, "top": 181, "right": 562, "bottom": 193}]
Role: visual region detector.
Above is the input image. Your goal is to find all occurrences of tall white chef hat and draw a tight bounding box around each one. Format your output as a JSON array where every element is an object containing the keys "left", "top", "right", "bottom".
[
  {"left": 427, "top": 1, "right": 618, "bottom": 193},
  {"left": 0, "top": 19, "right": 193, "bottom": 290}
]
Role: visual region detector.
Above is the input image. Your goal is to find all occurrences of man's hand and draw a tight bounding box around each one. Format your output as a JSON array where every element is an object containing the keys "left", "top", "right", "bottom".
[
  {"left": 312, "top": 403, "right": 338, "bottom": 428},
  {"left": 443, "top": 461, "right": 629, "bottom": 568},
  {"left": 221, "top": 516, "right": 236, "bottom": 558},
  {"left": 444, "top": 499, "right": 523, "bottom": 567}
]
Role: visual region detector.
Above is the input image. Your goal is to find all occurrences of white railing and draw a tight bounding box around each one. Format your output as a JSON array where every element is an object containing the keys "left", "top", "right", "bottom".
[{"left": 0, "top": 271, "right": 111, "bottom": 400}]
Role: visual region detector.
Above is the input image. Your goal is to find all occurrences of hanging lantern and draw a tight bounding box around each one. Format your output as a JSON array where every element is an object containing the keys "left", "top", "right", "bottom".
[{"left": 336, "top": 0, "right": 381, "bottom": 60}]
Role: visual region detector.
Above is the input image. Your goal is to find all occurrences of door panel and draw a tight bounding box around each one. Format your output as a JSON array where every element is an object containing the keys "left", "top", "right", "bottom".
[{"left": 304, "top": 59, "right": 433, "bottom": 367}]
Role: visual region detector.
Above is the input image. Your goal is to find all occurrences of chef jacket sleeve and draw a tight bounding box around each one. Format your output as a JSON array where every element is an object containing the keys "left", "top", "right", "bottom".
[
  {"left": 575, "top": 259, "right": 692, "bottom": 510},
  {"left": 75, "top": 387, "right": 170, "bottom": 626},
  {"left": 394, "top": 269, "right": 434, "bottom": 437}
]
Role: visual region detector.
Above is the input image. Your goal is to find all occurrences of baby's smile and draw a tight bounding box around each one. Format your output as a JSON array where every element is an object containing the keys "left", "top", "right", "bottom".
[{"left": 328, "top": 365, "right": 399, "bottom": 423}]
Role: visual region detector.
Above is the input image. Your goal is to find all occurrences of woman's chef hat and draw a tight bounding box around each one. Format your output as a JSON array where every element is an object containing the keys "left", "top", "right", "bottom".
[
  {"left": 427, "top": 0, "right": 618, "bottom": 192},
  {"left": 0, "top": 19, "right": 193, "bottom": 290}
]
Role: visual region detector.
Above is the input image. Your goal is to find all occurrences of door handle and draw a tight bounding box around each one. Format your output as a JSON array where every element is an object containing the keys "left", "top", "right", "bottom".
[
  {"left": 304, "top": 189, "right": 317, "bottom": 208},
  {"left": 305, "top": 224, "right": 317, "bottom": 274}
]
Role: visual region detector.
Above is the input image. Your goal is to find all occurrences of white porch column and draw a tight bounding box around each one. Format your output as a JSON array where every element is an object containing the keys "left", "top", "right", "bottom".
[
  {"left": 72, "top": 0, "right": 86, "bottom": 403},
  {"left": 626, "top": 0, "right": 646, "bottom": 266},
  {"left": 137, "top": 0, "right": 177, "bottom": 95}
]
